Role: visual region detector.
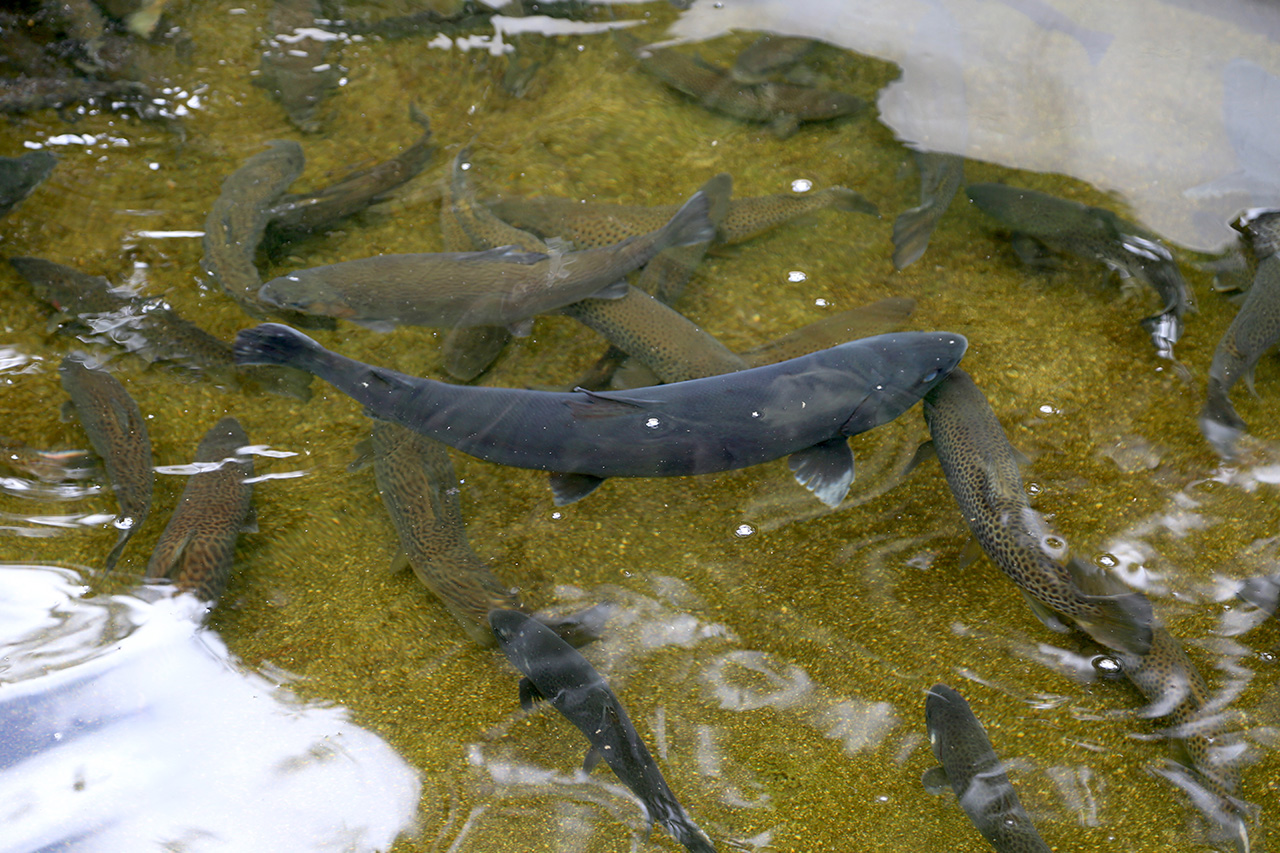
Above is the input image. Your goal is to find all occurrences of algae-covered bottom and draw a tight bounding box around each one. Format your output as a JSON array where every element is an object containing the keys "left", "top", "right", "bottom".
[{"left": 0, "top": 2, "right": 1276, "bottom": 852}]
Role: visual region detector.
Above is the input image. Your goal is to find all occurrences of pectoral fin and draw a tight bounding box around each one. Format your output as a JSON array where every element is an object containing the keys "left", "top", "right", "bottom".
[
  {"left": 1019, "top": 588, "right": 1070, "bottom": 633},
  {"left": 586, "top": 279, "right": 629, "bottom": 301},
  {"left": 788, "top": 437, "right": 854, "bottom": 508},
  {"left": 921, "top": 765, "right": 950, "bottom": 795},
  {"left": 583, "top": 747, "right": 603, "bottom": 772},
  {"left": 549, "top": 472, "right": 606, "bottom": 505},
  {"left": 902, "top": 440, "right": 936, "bottom": 476},
  {"left": 518, "top": 676, "right": 545, "bottom": 711}
]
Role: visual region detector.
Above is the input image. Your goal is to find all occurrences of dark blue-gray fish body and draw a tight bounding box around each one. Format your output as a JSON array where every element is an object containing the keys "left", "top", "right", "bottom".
[
  {"left": 234, "top": 323, "right": 967, "bottom": 506},
  {"left": 967, "top": 183, "right": 1194, "bottom": 360},
  {"left": 489, "top": 609, "right": 715, "bottom": 853},
  {"left": 1200, "top": 209, "right": 1280, "bottom": 458},
  {"left": 921, "top": 368, "right": 1152, "bottom": 656},
  {"left": 923, "top": 683, "right": 1051, "bottom": 853}
]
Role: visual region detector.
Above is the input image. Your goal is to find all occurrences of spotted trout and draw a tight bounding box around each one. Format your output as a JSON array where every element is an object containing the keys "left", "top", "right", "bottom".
[
  {"left": 1200, "top": 209, "right": 1280, "bottom": 458},
  {"left": 920, "top": 368, "right": 1152, "bottom": 656},
  {"left": 372, "top": 421, "right": 521, "bottom": 646},
  {"left": 490, "top": 609, "right": 716, "bottom": 853},
  {"left": 59, "top": 356, "right": 154, "bottom": 573},
  {"left": 145, "top": 417, "right": 254, "bottom": 603},
  {"left": 967, "top": 182, "right": 1194, "bottom": 361},
  {"left": 235, "top": 324, "right": 967, "bottom": 507},
  {"left": 258, "top": 189, "right": 716, "bottom": 331},
  {"left": 923, "top": 684, "right": 1051, "bottom": 853}
]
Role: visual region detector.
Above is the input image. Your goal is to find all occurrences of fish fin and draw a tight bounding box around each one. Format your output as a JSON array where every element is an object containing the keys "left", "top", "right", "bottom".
[
  {"left": 240, "top": 503, "right": 259, "bottom": 534},
  {"left": 550, "top": 472, "right": 606, "bottom": 505},
  {"left": 353, "top": 318, "right": 398, "bottom": 333},
  {"left": 956, "top": 537, "right": 984, "bottom": 568},
  {"left": 828, "top": 187, "right": 879, "bottom": 217},
  {"left": 921, "top": 766, "right": 950, "bottom": 795},
  {"left": 1077, "top": 590, "right": 1154, "bottom": 657},
  {"left": 1199, "top": 379, "right": 1246, "bottom": 459},
  {"left": 586, "top": 279, "right": 629, "bottom": 301},
  {"left": 787, "top": 437, "right": 854, "bottom": 507},
  {"left": 347, "top": 436, "right": 375, "bottom": 472},
  {"left": 699, "top": 172, "right": 733, "bottom": 226},
  {"left": 60, "top": 400, "right": 77, "bottom": 424},
  {"left": 891, "top": 204, "right": 940, "bottom": 269},
  {"left": 102, "top": 528, "right": 131, "bottom": 575},
  {"left": 1010, "top": 234, "right": 1057, "bottom": 267},
  {"left": 768, "top": 113, "right": 800, "bottom": 139},
  {"left": 1019, "top": 589, "right": 1071, "bottom": 633},
  {"left": 564, "top": 388, "right": 651, "bottom": 418},
  {"left": 389, "top": 548, "right": 411, "bottom": 573},
  {"left": 146, "top": 528, "right": 196, "bottom": 581},
  {"left": 582, "top": 747, "right": 603, "bottom": 773},
  {"left": 902, "top": 440, "right": 936, "bottom": 476},
  {"left": 443, "top": 325, "right": 511, "bottom": 382},
  {"left": 1242, "top": 364, "right": 1259, "bottom": 399},
  {"left": 518, "top": 677, "right": 545, "bottom": 710},
  {"left": 662, "top": 189, "right": 716, "bottom": 249},
  {"left": 463, "top": 245, "right": 550, "bottom": 266},
  {"left": 505, "top": 318, "right": 534, "bottom": 337}
]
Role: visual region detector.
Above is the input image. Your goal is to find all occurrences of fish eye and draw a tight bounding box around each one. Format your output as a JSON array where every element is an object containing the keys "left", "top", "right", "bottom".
[{"left": 922, "top": 368, "right": 941, "bottom": 383}]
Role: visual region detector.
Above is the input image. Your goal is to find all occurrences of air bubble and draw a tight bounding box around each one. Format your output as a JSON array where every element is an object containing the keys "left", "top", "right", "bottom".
[{"left": 734, "top": 524, "right": 755, "bottom": 538}]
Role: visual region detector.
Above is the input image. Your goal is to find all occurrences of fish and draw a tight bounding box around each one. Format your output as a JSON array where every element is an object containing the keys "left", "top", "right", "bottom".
[
  {"left": 489, "top": 609, "right": 716, "bottom": 853},
  {"left": 920, "top": 368, "right": 1152, "bottom": 656},
  {"left": 145, "top": 417, "right": 255, "bottom": 604},
  {"left": 11, "top": 256, "right": 312, "bottom": 402},
  {"left": 966, "top": 182, "right": 1196, "bottom": 362},
  {"left": 1199, "top": 209, "right": 1280, "bottom": 458},
  {"left": 739, "top": 297, "right": 916, "bottom": 367},
  {"left": 892, "top": 151, "right": 964, "bottom": 270},
  {"left": 729, "top": 34, "right": 819, "bottom": 83},
  {"left": 0, "top": 435, "right": 92, "bottom": 483},
  {"left": 372, "top": 421, "right": 521, "bottom": 646},
  {"left": 234, "top": 323, "right": 967, "bottom": 507},
  {"left": 0, "top": 149, "right": 56, "bottom": 218},
  {"left": 0, "top": 77, "right": 153, "bottom": 116},
  {"left": 264, "top": 106, "right": 436, "bottom": 248},
  {"left": 257, "top": 189, "right": 716, "bottom": 331},
  {"left": 202, "top": 140, "right": 334, "bottom": 330},
  {"left": 617, "top": 31, "right": 863, "bottom": 136},
  {"left": 59, "top": 356, "right": 154, "bottom": 573},
  {"left": 254, "top": 0, "right": 341, "bottom": 132},
  {"left": 923, "top": 683, "right": 1051, "bottom": 853}
]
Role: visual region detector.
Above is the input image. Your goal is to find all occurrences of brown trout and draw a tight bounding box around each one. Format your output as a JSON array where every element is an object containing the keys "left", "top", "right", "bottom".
[
  {"left": 1200, "top": 209, "right": 1280, "bottom": 458},
  {"left": 372, "top": 421, "right": 520, "bottom": 646},
  {"left": 12, "top": 256, "right": 312, "bottom": 402},
  {"left": 259, "top": 189, "right": 715, "bottom": 331},
  {"left": 892, "top": 151, "right": 963, "bottom": 270},
  {"left": 920, "top": 368, "right": 1152, "bottom": 656},
  {"left": 145, "top": 417, "right": 254, "bottom": 604},
  {"left": 59, "top": 356, "right": 153, "bottom": 573},
  {"left": 254, "top": 0, "right": 340, "bottom": 132}
]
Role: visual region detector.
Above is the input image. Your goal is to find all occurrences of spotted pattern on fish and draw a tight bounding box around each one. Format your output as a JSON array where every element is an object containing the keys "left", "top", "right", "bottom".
[
  {"left": 922, "top": 368, "right": 1152, "bottom": 656},
  {"left": 145, "top": 417, "right": 254, "bottom": 603}
]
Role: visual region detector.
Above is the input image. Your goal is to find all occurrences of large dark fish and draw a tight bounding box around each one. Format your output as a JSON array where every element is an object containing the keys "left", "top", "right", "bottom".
[
  {"left": 145, "top": 417, "right": 254, "bottom": 604},
  {"left": 258, "top": 190, "right": 715, "bottom": 331},
  {"left": 254, "top": 0, "right": 340, "bottom": 132},
  {"left": 372, "top": 421, "right": 520, "bottom": 646},
  {"left": 1199, "top": 209, "right": 1280, "bottom": 458},
  {"left": 920, "top": 368, "right": 1152, "bottom": 656},
  {"left": 0, "top": 149, "right": 56, "bottom": 218},
  {"left": 967, "top": 182, "right": 1195, "bottom": 361},
  {"left": 892, "top": 151, "right": 963, "bottom": 270},
  {"left": 11, "top": 256, "right": 312, "bottom": 402},
  {"left": 59, "top": 357, "right": 153, "bottom": 573},
  {"left": 235, "top": 323, "right": 967, "bottom": 507},
  {"left": 489, "top": 609, "right": 715, "bottom": 853},
  {"left": 923, "top": 683, "right": 1051, "bottom": 853}
]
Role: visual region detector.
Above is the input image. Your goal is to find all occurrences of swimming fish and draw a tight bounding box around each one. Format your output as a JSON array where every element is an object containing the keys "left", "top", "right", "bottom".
[
  {"left": 923, "top": 683, "right": 1051, "bottom": 853},
  {"left": 254, "top": 0, "right": 340, "bottom": 132},
  {"left": 145, "top": 417, "right": 255, "bottom": 604},
  {"left": 1199, "top": 209, "right": 1280, "bottom": 459},
  {"left": 920, "top": 368, "right": 1152, "bottom": 656},
  {"left": 12, "top": 256, "right": 312, "bottom": 402},
  {"left": 0, "top": 149, "right": 56, "bottom": 218},
  {"left": 967, "top": 182, "right": 1195, "bottom": 361},
  {"left": 235, "top": 324, "right": 967, "bottom": 507},
  {"left": 0, "top": 435, "right": 91, "bottom": 483},
  {"left": 372, "top": 421, "right": 521, "bottom": 646},
  {"left": 729, "top": 34, "right": 818, "bottom": 84},
  {"left": 59, "top": 356, "right": 154, "bottom": 573},
  {"left": 892, "top": 151, "right": 963, "bottom": 270},
  {"left": 489, "top": 609, "right": 715, "bottom": 853}
]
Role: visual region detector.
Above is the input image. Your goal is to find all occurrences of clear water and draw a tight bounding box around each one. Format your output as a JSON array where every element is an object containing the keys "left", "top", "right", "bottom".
[{"left": 0, "top": 2, "right": 1278, "bottom": 851}]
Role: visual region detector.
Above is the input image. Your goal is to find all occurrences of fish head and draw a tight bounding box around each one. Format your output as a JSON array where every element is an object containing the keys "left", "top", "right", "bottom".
[
  {"left": 840, "top": 332, "right": 968, "bottom": 435},
  {"left": 488, "top": 608, "right": 531, "bottom": 647},
  {"left": 258, "top": 275, "right": 355, "bottom": 319}
]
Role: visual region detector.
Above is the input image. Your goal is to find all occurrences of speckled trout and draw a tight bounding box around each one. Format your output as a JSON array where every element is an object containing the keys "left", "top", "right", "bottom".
[
  {"left": 235, "top": 323, "right": 967, "bottom": 507},
  {"left": 59, "top": 357, "right": 153, "bottom": 573},
  {"left": 145, "top": 417, "right": 254, "bottom": 603},
  {"left": 258, "top": 188, "right": 715, "bottom": 331},
  {"left": 490, "top": 609, "right": 716, "bottom": 853},
  {"left": 923, "top": 683, "right": 1051, "bottom": 853},
  {"left": 921, "top": 368, "right": 1152, "bottom": 656},
  {"left": 1200, "top": 209, "right": 1280, "bottom": 458}
]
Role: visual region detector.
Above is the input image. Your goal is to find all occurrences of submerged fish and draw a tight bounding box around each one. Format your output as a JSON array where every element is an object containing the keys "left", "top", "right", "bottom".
[
  {"left": 372, "top": 422, "right": 520, "bottom": 646},
  {"left": 258, "top": 189, "right": 715, "bottom": 331},
  {"left": 1199, "top": 209, "right": 1280, "bottom": 458},
  {"left": 59, "top": 357, "right": 153, "bottom": 573},
  {"left": 489, "top": 609, "right": 715, "bottom": 853},
  {"left": 923, "top": 683, "right": 1051, "bottom": 853},
  {"left": 0, "top": 149, "right": 56, "bottom": 218},
  {"left": 892, "top": 151, "right": 964, "bottom": 270},
  {"left": 920, "top": 368, "right": 1152, "bottom": 657},
  {"left": 0, "top": 436, "right": 91, "bottom": 483},
  {"left": 235, "top": 324, "right": 966, "bottom": 507},
  {"left": 254, "top": 0, "right": 340, "bottom": 132},
  {"left": 145, "top": 417, "right": 254, "bottom": 604},
  {"left": 967, "top": 183, "right": 1195, "bottom": 361},
  {"left": 729, "top": 34, "right": 818, "bottom": 83}
]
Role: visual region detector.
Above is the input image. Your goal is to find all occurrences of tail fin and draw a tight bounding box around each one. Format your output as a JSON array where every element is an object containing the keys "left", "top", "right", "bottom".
[
  {"left": 1065, "top": 555, "right": 1155, "bottom": 657},
  {"left": 234, "top": 323, "right": 322, "bottom": 372},
  {"left": 1199, "top": 379, "right": 1246, "bottom": 459},
  {"left": 827, "top": 186, "right": 879, "bottom": 217},
  {"left": 892, "top": 204, "right": 943, "bottom": 269},
  {"left": 102, "top": 528, "right": 132, "bottom": 575},
  {"left": 660, "top": 190, "right": 716, "bottom": 249}
]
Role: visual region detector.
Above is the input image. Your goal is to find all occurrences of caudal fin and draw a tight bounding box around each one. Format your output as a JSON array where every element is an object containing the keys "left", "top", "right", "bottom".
[
  {"left": 1077, "top": 589, "right": 1154, "bottom": 657},
  {"left": 660, "top": 190, "right": 716, "bottom": 250},
  {"left": 234, "top": 323, "right": 324, "bottom": 373},
  {"left": 1200, "top": 379, "right": 1246, "bottom": 459}
]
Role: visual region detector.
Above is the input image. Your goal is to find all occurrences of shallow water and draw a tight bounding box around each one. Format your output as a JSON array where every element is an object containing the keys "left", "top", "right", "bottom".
[{"left": 0, "top": 1, "right": 1278, "bottom": 852}]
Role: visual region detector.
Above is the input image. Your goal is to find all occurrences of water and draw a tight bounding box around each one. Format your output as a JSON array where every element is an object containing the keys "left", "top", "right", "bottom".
[{"left": 0, "top": 1, "right": 1278, "bottom": 851}]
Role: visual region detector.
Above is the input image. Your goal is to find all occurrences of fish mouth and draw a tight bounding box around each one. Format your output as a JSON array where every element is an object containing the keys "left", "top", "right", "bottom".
[{"left": 840, "top": 332, "right": 967, "bottom": 434}]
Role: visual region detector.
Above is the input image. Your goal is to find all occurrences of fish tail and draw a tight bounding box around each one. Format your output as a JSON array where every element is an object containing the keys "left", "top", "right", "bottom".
[
  {"left": 660, "top": 189, "right": 717, "bottom": 250},
  {"left": 828, "top": 186, "right": 879, "bottom": 217},
  {"left": 102, "top": 528, "right": 132, "bottom": 575},
  {"left": 233, "top": 323, "right": 324, "bottom": 373},
  {"left": 1077, "top": 589, "right": 1154, "bottom": 657},
  {"left": 1199, "top": 378, "right": 1246, "bottom": 459},
  {"left": 658, "top": 806, "right": 716, "bottom": 853},
  {"left": 891, "top": 204, "right": 940, "bottom": 269}
]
